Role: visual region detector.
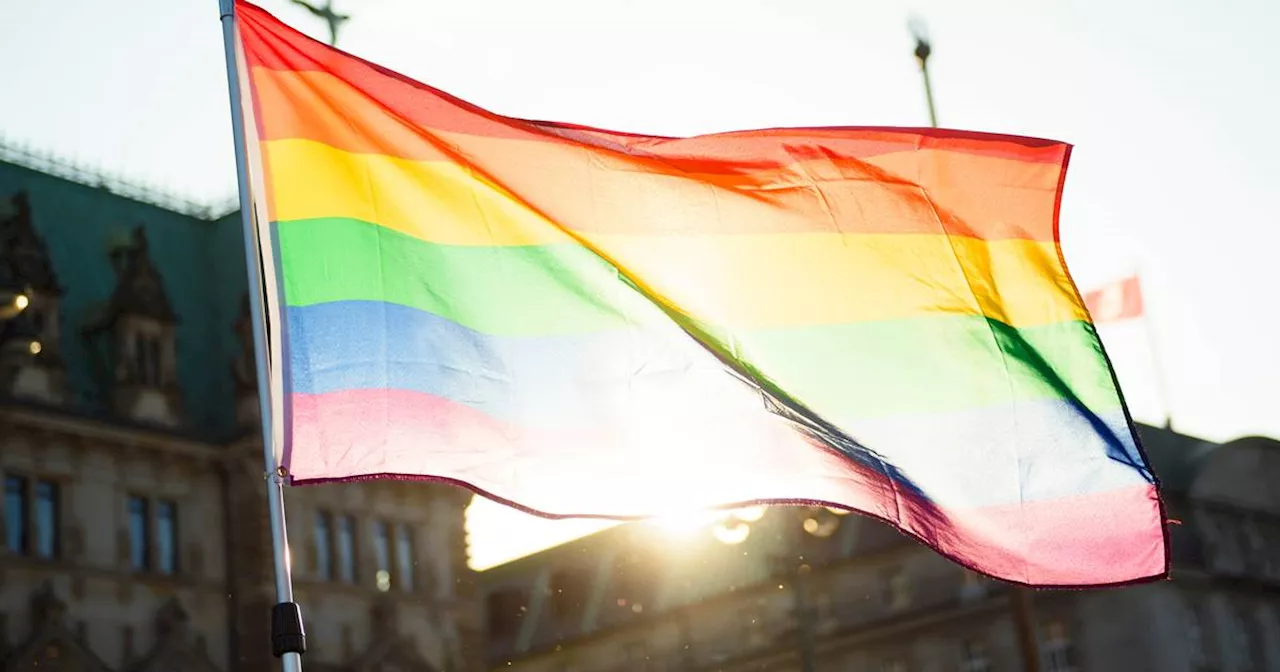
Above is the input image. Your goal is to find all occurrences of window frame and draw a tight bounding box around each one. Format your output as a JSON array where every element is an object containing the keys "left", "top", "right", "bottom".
[
  {"left": 3, "top": 473, "right": 63, "bottom": 561},
  {"left": 127, "top": 494, "right": 151, "bottom": 571},
  {"left": 155, "top": 498, "right": 179, "bottom": 575},
  {"left": 393, "top": 522, "right": 415, "bottom": 593},
  {"left": 335, "top": 513, "right": 357, "bottom": 584},
  {"left": 126, "top": 494, "right": 181, "bottom": 575}
]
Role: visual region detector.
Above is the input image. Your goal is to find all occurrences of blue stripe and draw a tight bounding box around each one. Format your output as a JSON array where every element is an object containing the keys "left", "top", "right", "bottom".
[{"left": 285, "top": 300, "right": 1150, "bottom": 507}]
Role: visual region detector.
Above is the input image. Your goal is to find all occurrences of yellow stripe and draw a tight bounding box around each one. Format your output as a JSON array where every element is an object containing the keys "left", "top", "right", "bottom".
[
  {"left": 263, "top": 137, "right": 573, "bottom": 246},
  {"left": 262, "top": 139, "right": 1086, "bottom": 328},
  {"left": 600, "top": 234, "right": 1086, "bottom": 328}
]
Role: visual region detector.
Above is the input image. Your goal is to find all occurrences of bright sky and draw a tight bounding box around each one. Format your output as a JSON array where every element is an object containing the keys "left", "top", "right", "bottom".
[{"left": 4, "top": 0, "right": 1277, "bottom": 570}]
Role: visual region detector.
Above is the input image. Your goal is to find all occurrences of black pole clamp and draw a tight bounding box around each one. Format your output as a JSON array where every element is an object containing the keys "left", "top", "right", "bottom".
[{"left": 271, "top": 602, "right": 307, "bottom": 657}]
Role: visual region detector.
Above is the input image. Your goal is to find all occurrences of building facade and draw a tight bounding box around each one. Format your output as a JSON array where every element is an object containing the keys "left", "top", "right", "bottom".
[
  {"left": 0, "top": 149, "right": 482, "bottom": 672},
  {"left": 480, "top": 425, "right": 1280, "bottom": 672}
]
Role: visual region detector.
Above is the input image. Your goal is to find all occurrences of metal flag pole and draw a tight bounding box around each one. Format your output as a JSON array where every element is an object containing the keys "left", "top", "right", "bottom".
[
  {"left": 908, "top": 20, "right": 1041, "bottom": 672},
  {"left": 217, "top": 1, "right": 307, "bottom": 670},
  {"left": 909, "top": 18, "right": 939, "bottom": 128}
]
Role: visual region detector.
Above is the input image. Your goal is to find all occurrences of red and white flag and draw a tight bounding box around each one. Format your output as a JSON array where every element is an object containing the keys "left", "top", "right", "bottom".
[{"left": 1083, "top": 275, "right": 1144, "bottom": 323}]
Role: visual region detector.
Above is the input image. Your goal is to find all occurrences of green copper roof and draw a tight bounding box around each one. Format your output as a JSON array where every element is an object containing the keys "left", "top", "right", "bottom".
[{"left": 0, "top": 158, "right": 248, "bottom": 441}]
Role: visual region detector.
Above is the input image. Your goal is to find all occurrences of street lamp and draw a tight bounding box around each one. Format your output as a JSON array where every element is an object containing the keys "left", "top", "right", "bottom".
[
  {"left": 908, "top": 17, "right": 939, "bottom": 128},
  {"left": 0, "top": 282, "right": 41, "bottom": 357},
  {"left": 0, "top": 289, "right": 29, "bottom": 320}
]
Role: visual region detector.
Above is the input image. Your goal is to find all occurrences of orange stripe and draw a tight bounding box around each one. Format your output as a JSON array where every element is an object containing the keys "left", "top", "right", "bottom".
[{"left": 249, "top": 67, "right": 1066, "bottom": 241}]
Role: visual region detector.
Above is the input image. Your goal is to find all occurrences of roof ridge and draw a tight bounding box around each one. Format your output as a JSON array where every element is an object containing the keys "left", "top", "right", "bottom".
[{"left": 0, "top": 135, "right": 238, "bottom": 221}]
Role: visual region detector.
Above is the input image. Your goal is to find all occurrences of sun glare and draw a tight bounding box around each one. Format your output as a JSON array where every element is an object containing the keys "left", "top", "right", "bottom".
[{"left": 465, "top": 496, "right": 778, "bottom": 571}]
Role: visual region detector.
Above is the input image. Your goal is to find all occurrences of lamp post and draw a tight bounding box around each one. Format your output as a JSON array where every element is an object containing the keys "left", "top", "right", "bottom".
[
  {"left": 909, "top": 18, "right": 939, "bottom": 128},
  {"left": 906, "top": 21, "right": 1043, "bottom": 672}
]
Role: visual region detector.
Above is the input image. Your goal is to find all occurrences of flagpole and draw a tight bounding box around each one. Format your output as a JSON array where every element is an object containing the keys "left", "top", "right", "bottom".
[
  {"left": 908, "top": 22, "right": 1041, "bottom": 672},
  {"left": 217, "top": 1, "right": 306, "bottom": 670}
]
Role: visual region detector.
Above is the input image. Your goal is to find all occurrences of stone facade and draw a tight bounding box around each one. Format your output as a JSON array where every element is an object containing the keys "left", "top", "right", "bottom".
[
  {"left": 0, "top": 159, "right": 482, "bottom": 672},
  {"left": 480, "top": 425, "right": 1280, "bottom": 672}
]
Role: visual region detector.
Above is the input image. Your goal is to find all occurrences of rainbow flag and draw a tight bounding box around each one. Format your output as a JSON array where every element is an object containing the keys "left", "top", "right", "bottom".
[{"left": 232, "top": 1, "right": 1166, "bottom": 586}]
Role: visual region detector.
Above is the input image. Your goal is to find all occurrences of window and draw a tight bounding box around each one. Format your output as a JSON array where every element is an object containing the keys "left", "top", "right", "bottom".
[
  {"left": 128, "top": 496, "right": 179, "bottom": 574},
  {"left": 34, "top": 480, "right": 58, "bottom": 558},
  {"left": 336, "top": 514, "right": 356, "bottom": 583},
  {"left": 156, "top": 500, "right": 178, "bottom": 574},
  {"left": 394, "top": 523, "right": 414, "bottom": 592},
  {"left": 314, "top": 512, "right": 332, "bottom": 580},
  {"left": 5, "top": 475, "right": 28, "bottom": 553},
  {"left": 314, "top": 513, "right": 417, "bottom": 590},
  {"left": 128, "top": 496, "right": 150, "bottom": 570},
  {"left": 372, "top": 520, "right": 391, "bottom": 591},
  {"left": 147, "top": 338, "right": 162, "bottom": 384},
  {"left": 5, "top": 476, "right": 60, "bottom": 558},
  {"left": 134, "top": 334, "right": 150, "bottom": 385},
  {"left": 1042, "top": 619, "right": 1077, "bottom": 672},
  {"left": 960, "top": 639, "right": 990, "bottom": 672},
  {"left": 131, "top": 333, "right": 166, "bottom": 386}
]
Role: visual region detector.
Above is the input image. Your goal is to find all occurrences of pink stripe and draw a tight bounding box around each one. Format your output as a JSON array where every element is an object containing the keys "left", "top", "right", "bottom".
[{"left": 286, "top": 388, "right": 1165, "bottom": 586}]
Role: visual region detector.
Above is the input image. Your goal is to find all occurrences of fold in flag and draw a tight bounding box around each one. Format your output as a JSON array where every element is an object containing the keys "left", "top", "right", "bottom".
[
  {"left": 1084, "top": 275, "right": 1145, "bottom": 324},
  {"left": 231, "top": 1, "right": 1167, "bottom": 586}
]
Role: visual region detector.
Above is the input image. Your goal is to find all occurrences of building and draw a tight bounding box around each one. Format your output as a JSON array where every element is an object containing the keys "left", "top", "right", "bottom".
[
  {"left": 480, "top": 425, "right": 1280, "bottom": 671},
  {"left": 0, "top": 144, "right": 482, "bottom": 672}
]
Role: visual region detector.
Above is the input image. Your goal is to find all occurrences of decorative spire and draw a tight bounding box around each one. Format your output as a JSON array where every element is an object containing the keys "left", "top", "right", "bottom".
[
  {"left": 0, "top": 191, "right": 60, "bottom": 296},
  {"left": 106, "top": 226, "right": 175, "bottom": 323},
  {"left": 289, "top": 0, "right": 350, "bottom": 46}
]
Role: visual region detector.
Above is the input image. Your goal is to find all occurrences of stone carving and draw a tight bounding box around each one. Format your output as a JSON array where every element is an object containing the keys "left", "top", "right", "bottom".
[
  {"left": 346, "top": 598, "right": 442, "bottom": 672},
  {"left": 1, "top": 582, "right": 111, "bottom": 672},
  {"left": 125, "top": 598, "right": 221, "bottom": 672}
]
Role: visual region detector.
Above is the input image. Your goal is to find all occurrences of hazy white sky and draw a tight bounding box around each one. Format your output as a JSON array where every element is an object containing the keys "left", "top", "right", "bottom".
[{"left": 4, "top": 0, "right": 1277, "bottom": 569}]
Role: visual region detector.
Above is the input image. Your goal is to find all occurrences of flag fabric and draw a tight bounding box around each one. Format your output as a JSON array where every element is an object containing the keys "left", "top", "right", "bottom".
[
  {"left": 232, "top": 1, "right": 1166, "bottom": 586},
  {"left": 1084, "top": 275, "right": 1144, "bottom": 323}
]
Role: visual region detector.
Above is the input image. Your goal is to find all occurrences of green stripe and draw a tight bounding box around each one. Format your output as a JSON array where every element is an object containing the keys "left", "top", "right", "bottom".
[
  {"left": 276, "top": 216, "right": 659, "bottom": 336},
  {"left": 276, "top": 216, "right": 1121, "bottom": 415},
  {"left": 724, "top": 318, "right": 1122, "bottom": 418}
]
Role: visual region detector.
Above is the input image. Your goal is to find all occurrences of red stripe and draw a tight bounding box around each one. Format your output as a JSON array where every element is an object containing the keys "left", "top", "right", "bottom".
[
  {"left": 286, "top": 388, "right": 1166, "bottom": 586},
  {"left": 234, "top": 1, "right": 1068, "bottom": 167}
]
